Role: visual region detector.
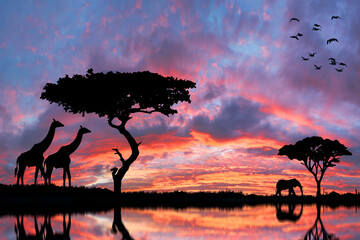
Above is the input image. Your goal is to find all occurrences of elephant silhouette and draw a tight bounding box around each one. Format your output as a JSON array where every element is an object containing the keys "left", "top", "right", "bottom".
[{"left": 275, "top": 178, "right": 303, "bottom": 196}]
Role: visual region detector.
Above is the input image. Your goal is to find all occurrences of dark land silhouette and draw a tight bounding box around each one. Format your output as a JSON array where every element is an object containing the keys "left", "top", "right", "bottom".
[
  {"left": 44, "top": 126, "right": 91, "bottom": 187},
  {"left": 0, "top": 184, "right": 359, "bottom": 211},
  {"left": 40, "top": 69, "right": 196, "bottom": 193},
  {"left": 15, "top": 119, "right": 64, "bottom": 185}
]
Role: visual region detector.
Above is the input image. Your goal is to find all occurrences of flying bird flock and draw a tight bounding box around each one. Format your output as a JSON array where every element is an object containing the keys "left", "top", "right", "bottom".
[{"left": 289, "top": 16, "right": 347, "bottom": 72}]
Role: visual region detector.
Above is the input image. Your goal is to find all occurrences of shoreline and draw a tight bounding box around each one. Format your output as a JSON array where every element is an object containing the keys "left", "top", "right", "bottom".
[{"left": 0, "top": 184, "right": 359, "bottom": 212}]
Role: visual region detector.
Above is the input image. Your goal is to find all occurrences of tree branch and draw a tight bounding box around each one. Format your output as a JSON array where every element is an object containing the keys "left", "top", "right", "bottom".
[
  {"left": 304, "top": 160, "right": 317, "bottom": 179},
  {"left": 112, "top": 148, "right": 125, "bottom": 163},
  {"left": 108, "top": 116, "right": 131, "bottom": 129},
  {"left": 130, "top": 108, "right": 157, "bottom": 114},
  {"left": 108, "top": 117, "right": 120, "bottom": 129}
]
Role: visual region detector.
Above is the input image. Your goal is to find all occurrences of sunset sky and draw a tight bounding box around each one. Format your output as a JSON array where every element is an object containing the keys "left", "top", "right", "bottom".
[{"left": 1, "top": 0, "right": 359, "bottom": 195}]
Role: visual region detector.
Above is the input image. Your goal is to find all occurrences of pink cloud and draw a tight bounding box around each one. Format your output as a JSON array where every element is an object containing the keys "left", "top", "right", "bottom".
[{"left": 136, "top": 0, "right": 142, "bottom": 9}]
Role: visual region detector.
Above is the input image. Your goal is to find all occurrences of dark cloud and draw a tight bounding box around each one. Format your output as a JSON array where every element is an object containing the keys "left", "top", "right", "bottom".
[
  {"left": 137, "top": 155, "right": 155, "bottom": 165},
  {"left": 239, "top": 146, "right": 278, "bottom": 158},
  {"left": 190, "top": 97, "right": 271, "bottom": 139},
  {"left": 129, "top": 116, "right": 183, "bottom": 138}
]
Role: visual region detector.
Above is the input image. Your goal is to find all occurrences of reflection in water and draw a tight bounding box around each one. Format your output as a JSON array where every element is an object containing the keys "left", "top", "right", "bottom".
[
  {"left": 275, "top": 203, "right": 303, "bottom": 222},
  {"left": 1, "top": 205, "right": 358, "bottom": 239},
  {"left": 15, "top": 214, "right": 45, "bottom": 239},
  {"left": 44, "top": 213, "right": 71, "bottom": 240},
  {"left": 303, "top": 204, "right": 338, "bottom": 240},
  {"left": 14, "top": 213, "right": 71, "bottom": 240},
  {"left": 111, "top": 207, "right": 134, "bottom": 240}
]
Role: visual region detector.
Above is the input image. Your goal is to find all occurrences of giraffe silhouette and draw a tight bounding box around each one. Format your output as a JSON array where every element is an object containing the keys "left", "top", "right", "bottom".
[
  {"left": 44, "top": 126, "right": 91, "bottom": 187},
  {"left": 14, "top": 119, "right": 64, "bottom": 185}
]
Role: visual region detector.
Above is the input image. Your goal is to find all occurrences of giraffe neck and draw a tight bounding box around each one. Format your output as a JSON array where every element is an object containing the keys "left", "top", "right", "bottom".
[
  {"left": 61, "top": 130, "right": 84, "bottom": 155},
  {"left": 34, "top": 123, "right": 57, "bottom": 153}
]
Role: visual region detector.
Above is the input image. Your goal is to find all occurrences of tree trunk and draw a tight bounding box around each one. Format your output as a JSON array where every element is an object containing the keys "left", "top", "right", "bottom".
[
  {"left": 112, "top": 165, "right": 128, "bottom": 193},
  {"left": 316, "top": 180, "right": 321, "bottom": 197},
  {"left": 108, "top": 117, "right": 140, "bottom": 194},
  {"left": 113, "top": 177, "right": 122, "bottom": 194}
]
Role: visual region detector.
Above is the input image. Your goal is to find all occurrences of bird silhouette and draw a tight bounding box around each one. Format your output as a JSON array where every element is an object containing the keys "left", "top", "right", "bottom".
[
  {"left": 328, "top": 58, "right": 336, "bottom": 65},
  {"left": 308, "top": 52, "right": 317, "bottom": 57},
  {"left": 301, "top": 57, "right": 309, "bottom": 61},
  {"left": 339, "top": 62, "right": 347, "bottom": 67},
  {"left": 314, "top": 65, "right": 322, "bottom": 70},
  {"left": 312, "top": 27, "right": 321, "bottom": 31},
  {"left": 314, "top": 24, "right": 321, "bottom": 28},
  {"left": 327, "top": 38, "right": 338, "bottom": 44},
  {"left": 290, "top": 35, "right": 299, "bottom": 40},
  {"left": 335, "top": 68, "right": 343, "bottom": 72},
  {"left": 296, "top": 33, "right": 303, "bottom": 37},
  {"left": 289, "top": 18, "right": 300, "bottom": 22},
  {"left": 331, "top": 16, "right": 341, "bottom": 20}
]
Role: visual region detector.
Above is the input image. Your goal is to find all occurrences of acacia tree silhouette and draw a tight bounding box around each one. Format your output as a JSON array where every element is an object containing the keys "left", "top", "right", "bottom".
[
  {"left": 278, "top": 136, "right": 352, "bottom": 197},
  {"left": 40, "top": 69, "right": 196, "bottom": 193}
]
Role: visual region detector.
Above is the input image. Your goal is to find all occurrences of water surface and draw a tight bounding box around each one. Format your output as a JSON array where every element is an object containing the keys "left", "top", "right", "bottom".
[{"left": 1, "top": 204, "right": 358, "bottom": 239}]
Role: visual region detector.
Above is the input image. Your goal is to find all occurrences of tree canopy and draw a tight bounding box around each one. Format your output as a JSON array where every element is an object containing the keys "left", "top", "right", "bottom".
[
  {"left": 40, "top": 69, "right": 196, "bottom": 121},
  {"left": 278, "top": 136, "right": 352, "bottom": 196}
]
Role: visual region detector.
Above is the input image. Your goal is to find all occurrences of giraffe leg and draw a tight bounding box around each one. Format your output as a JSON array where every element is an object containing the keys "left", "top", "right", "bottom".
[
  {"left": 47, "top": 166, "right": 53, "bottom": 185},
  {"left": 39, "top": 165, "right": 46, "bottom": 185},
  {"left": 17, "top": 165, "right": 26, "bottom": 185},
  {"left": 63, "top": 167, "right": 71, "bottom": 187},
  {"left": 67, "top": 167, "right": 71, "bottom": 187},
  {"left": 34, "top": 167, "right": 39, "bottom": 185},
  {"left": 16, "top": 171, "right": 20, "bottom": 185},
  {"left": 63, "top": 169, "right": 66, "bottom": 187}
]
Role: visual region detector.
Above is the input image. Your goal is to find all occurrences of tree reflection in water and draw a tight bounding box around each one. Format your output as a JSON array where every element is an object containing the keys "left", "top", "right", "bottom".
[
  {"left": 303, "top": 204, "right": 338, "bottom": 240},
  {"left": 111, "top": 207, "right": 134, "bottom": 240},
  {"left": 275, "top": 203, "right": 339, "bottom": 239}
]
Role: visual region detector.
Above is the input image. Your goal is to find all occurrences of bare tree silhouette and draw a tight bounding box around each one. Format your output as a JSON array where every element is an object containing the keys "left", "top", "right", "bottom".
[
  {"left": 41, "top": 69, "right": 196, "bottom": 193},
  {"left": 278, "top": 136, "right": 352, "bottom": 196}
]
